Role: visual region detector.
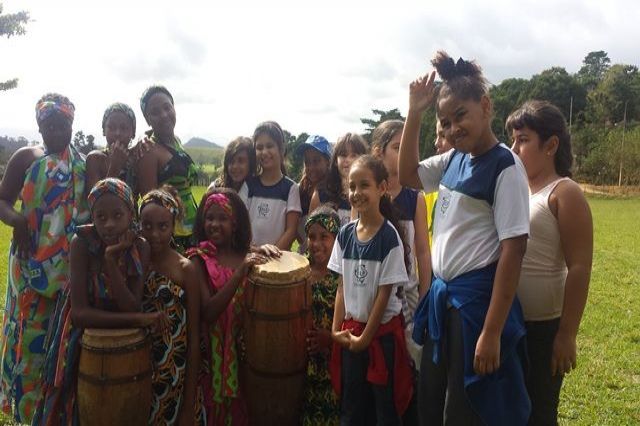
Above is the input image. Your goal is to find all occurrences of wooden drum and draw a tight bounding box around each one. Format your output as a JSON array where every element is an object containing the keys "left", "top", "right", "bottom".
[
  {"left": 244, "top": 251, "right": 312, "bottom": 425},
  {"left": 77, "top": 328, "right": 152, "bottom": 426}
]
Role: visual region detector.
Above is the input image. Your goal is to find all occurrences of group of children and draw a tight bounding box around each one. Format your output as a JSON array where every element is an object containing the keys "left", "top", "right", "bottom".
[{"left": 0, "top": 49, "right": 592, "bottom": 426}]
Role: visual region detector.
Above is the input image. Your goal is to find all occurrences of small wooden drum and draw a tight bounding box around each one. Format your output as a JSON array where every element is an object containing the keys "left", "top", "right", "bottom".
[
  {"left": 244, "top": 251, "right": 312, "bottom": 425},
  {"left": 77, "top": 328, "right": 152, "bottom": 426}
]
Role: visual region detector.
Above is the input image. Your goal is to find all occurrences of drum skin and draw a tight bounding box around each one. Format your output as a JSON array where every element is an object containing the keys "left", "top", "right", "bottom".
[
  {"left": 77, "top": 328, "right": 152, "bottom": 426},
  {"left": 244, "top": 251, "right": 312, "bottom": 425}
]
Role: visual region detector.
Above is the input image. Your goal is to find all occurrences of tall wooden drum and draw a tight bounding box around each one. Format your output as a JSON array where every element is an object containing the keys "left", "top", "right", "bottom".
[
  {"left": 244, "top": 251, "right": 311, "bottom": 425},
  {"left": 77, "top": 328, "right": 152, "bottom": 426}
]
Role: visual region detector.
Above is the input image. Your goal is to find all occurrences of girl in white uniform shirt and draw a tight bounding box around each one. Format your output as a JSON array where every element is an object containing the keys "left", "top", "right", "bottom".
[
  {"left": 508, "top": 100, "right": 592, "bottom": 426},
  {"left": 239, "top": 121, "right": 301, "bottom": 249}
]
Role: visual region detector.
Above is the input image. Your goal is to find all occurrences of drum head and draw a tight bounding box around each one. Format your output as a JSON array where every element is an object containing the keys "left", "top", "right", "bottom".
[
  {"left": 249, "top": 251, "right": 310, "bottom": 285},
  {"left": 82, "top": 328, "right": 148, "bottom": 349}
]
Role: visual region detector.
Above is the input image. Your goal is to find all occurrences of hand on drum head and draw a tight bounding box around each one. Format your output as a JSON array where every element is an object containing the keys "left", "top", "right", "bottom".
[
  {"left": 254, "top": 244, "right": 281, "bottom": 258},
  {"left": 307, "top": 328, "right": 332, "bottom": 355},
  {"left": 239, "top": 252, "right": 269, "bottom": 275}
]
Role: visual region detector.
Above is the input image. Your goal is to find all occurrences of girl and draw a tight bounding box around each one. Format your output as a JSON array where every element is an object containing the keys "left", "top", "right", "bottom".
[
  {"left": 399, "top": 52, "right": 531, "bottom": 425},
  {"left": 239, "top": 121, "right": 301, "bottom": 249},
  {"left": 34, "top": 178, "right": 152, "bottom": 425},
  {"left": 303, "top": 206, "right": 341, "bottom": 425},
  {"left": 86, "top": 103, "right": 137, "bottom": 194},
  {"left": 136, "top": 85, "right": 198, "bottom": 251},
  {"left": 309, "top": 133, "right": 368, "bottom": 226},
  {"left": 0, "top": 93, "right": 89, "bottom": 423},
  {"left": 296, "top": 135, "right": 332, "bottom": 254},
  {"left": 329, "top": 155, "right": 413, "bottom": 424},
  {"left": 139, "top": 189, "right": 204, "bottom": 424},
  {"left": 508, "top": 100, "right": 592, "bottom": 425},
  {"left": 187, "top": 188, "right": 270, "bottom": 425},
  {"left": 209, "top": 136, "right": 256, "bottom": 192}
]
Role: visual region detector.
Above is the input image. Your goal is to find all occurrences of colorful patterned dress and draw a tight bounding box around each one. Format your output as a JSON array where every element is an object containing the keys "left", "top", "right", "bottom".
[
  {"left": 32, "top": 224, "right": 144, "bottom": 425},
  {"left": 0, "top": 145, "right": 88, "bottom": 423},
  {"left": 143, "top": 270, "right": 205, "bottom": 425},
  {"left": 303, "top": 269, "right": 340, "bottom": 425},
  {"left": 186, "top": 241, "right": 248, "bottom": 426}
]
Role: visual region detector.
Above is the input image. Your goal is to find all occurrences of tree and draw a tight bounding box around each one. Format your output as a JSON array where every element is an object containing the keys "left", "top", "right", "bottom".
[
  {"left": 490, "top": 78, "right": 531, "bottom": 139},
  {"left": 0, "top": 3, "right": 29, "bottom": 91},
  {"left": 285, "top": 132, "right": 309, "bottom": 182},
  {"left": 360, "top": 108, "right": 405, "bottom": 140},
  {"left": 578, "top": 51, "right": 611, "bottom": 90},
  {"left": 585, "top": 64, "right": 640, "bottom": 126},
  {"left": 73, "top": 131, "right": 96, "bottom": 155},
  {"left": 527, "top": 67, "right": 588, "bottom": 126}
]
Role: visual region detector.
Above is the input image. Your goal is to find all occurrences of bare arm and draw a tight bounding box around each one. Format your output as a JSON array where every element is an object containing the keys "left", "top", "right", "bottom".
[
  {"left": 398, "top": 71, "right": 436, "bottom": 189},
  {"left": 331, "top": 277, "right": 347, "bottom": 346},
  {"left": 551, "top": 181, "right": 593, "bottom": 375},
  {"left": 85, "top": 151, "right": 106, "bottom": 196},
  {"left": 308, "top": 190, "right": 320, "bottom": 214},
  {"left": 413, "top": 193, "right": 432, "bottom": 298},
  {"left": 101, "top": 232, "right": 145, "bottom": 312},
  {"left": 136, "top": 146, "right": 159, "bottom": 196},
  {"left": 348, "top": 285, "right": 393, "bottom": 352},
  {"left": 474, "top": 235, "right": 527, "bottom": 375},
  {"left": 275, "top": 211, "right": 300, "bottom": 250}
]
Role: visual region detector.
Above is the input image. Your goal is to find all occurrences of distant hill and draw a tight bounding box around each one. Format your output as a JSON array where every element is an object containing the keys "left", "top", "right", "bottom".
[{"left": 184, "top": 137, "right": 223, "bottom": 150}]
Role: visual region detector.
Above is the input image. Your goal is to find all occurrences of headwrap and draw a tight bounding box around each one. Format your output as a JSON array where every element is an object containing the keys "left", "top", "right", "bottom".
[
  {"left": 35, "top": 93, "right": 75, "bottom": 125},
  {"left": 203, "top": 192, "right": 234, "bottom": 220},
  {"left": 140, "top": 85, "right": 174, "bottom": 117},
  {"left": 102, "top": 102, "right": 137, "bottom": 135},
  {"left": 87, "top": 178, "right": 135, "bottom": 213},
  {"left": 305, "top": 209, "right": 340, "bottom": 236},
  {"left": 139, "top": 189, "right": 180, "bottom": 221}
]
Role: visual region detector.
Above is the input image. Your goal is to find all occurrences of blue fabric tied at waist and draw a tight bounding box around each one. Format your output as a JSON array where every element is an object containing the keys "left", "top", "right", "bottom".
[{"left": 412, "top": 262, "right": 531, "bottom": 425}]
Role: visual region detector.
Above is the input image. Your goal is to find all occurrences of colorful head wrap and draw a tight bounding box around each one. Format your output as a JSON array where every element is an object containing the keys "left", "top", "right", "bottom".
[
  {"left": 102, "top": 102, "right": 137, "bottom": 135},
  {"left": 305, "top": 208, "right": 340, "bottom": 236},
  {"left": 87, "top": 178, "right": 135, "bottom": 213},
  {"left": 140, "top": 85, "right": 174, "bottom": 117},
  {"left": 139, "top": 189, "right": 180, "bottom": 222},
  {"left": 35, "top": 93, "right": 75, "bottom": 125},
  {"left": 203, "top": 192, "right": 234, "bottom": 219}
]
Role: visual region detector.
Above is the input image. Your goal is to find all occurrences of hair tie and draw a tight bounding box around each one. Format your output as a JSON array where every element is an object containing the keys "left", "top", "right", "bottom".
[{"left": 204, "top": 192, "right": 234, "bottom": 220}]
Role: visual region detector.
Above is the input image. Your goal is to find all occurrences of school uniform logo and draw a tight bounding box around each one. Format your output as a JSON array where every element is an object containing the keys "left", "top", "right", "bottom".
[
  {"left": 440, "top": 193, "right": 451, "bottom": 215},
  {"left": 258, "top": 202, "right": 270, "bottom": 218},
  {"left": 354, "top": 264, "right": 368, "bottom": 286}
]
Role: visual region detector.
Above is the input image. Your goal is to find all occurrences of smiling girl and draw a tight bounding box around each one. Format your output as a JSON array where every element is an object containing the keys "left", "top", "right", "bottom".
[{"left": 210, "top": 137, "right": 256, "bottom": 192}]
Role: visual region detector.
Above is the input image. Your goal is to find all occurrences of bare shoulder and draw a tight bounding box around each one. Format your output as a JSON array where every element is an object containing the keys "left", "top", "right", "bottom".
[
  {"left": 7, "top": 146, "right": 44, "bottom": 172},
  {"left": 552, "top": 179, "right": 588, "bottom": 205}
]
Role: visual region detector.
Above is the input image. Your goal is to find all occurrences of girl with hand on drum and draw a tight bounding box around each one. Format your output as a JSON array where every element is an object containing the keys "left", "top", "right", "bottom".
[
  {"left": 308, "top": 133, "right": 369, "bottom": 227},
  {"left": 508, "top": 101, "right": 592, "bottom": 425},
  {"left": 208, "top": 136, "right": 256, "bottom": 192},
  {"left": 33, "top": 178, "right": 152, "bottom": 425},
  {"left": 399, "top": 52, "right": 530, "bottom": 425},
  {"left": 239, "top": 121, "right": 301, "bottom": 250},
  {"left": 303, "top": 205, "right": 341, "bottom": 425},
  {"left": 328, "top": 155, "right": 414, "bottom": 424},
  {"left": 139, "top": 189, "right": 204, "bottom": 425},
  {"left": 187, "top": 188, "right": 271, "bottom": 425}
]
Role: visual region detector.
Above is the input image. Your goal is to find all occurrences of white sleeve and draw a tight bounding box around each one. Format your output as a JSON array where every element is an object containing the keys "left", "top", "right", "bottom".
[
  {"left": 493, "top": 159, "right": 530, "bottom": 241},
  {"left": 287, "top": 182, "right": 302, "bottom": 213},
  {"left": 417, "top": 150, "right": 453, "bottom": 193},
  {"left": 327, "top": 235, "right": 344, "bottom": 275},
  {"left": 378, "top": 233, "right": 409, "bottom": 286},
  {"left": 238, "top": 181, "right": 249, "bottom": 207}
]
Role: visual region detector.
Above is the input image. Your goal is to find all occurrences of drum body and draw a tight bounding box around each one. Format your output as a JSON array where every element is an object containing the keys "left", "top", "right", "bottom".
[
  {"left": 77, "top": 328, "right": 152, "bottom": 426},
  {"left": 244, "top": 251, "right": 311, "bottom": 426}
]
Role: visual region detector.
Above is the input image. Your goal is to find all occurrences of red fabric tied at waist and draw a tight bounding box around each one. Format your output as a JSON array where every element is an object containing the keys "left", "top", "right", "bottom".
[{"left": 329, "top": 314, "right": 413, "bottom": 415}]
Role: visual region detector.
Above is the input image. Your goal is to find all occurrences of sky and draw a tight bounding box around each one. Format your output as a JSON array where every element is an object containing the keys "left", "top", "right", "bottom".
[{"left": 1, "top": 0, "right": 639, "bottom": 146}]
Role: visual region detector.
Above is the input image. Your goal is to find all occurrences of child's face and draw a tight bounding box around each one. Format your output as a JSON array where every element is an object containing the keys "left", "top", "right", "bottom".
[
  {"left": 511, "top": 126, "right": 553, "bottom": 180},
  {"left": 379, "top": 134, "right": 401, "bottom": 177},
  {"left": 140, "top": 203, "right": 174, "bottom": 253},
  {"left": 348, "top": 163, "right": 386, "bottom": 214},
  {"left": 434, "top": 120, "right": 453, "bottom": 154},
  {"left": 204, "top": 204, "right": 234, "bottom": 248},
  {"left": 303, "top": 149, "right": 329, "bottom": 185},
  {"left": 39, "top": 113, "right": 72, "bottom": 154},
  {"left": 255, "top": 133, "right": 282, "bottom": 173},
  {"left": 144, "top": 93, "right": 176, "bottom": 139},
  {"left": 91, "top": 194, "right": 132, "bottom": 246},
  {"left": 229, "top": 150, "right": 250, "bottom": 185},
  {"left": 307, "top": 223, "right": 335, "bottom": 268},
  {"left": 437, "top": 94, "right": 490, "bottom": 155},
  {"left": 104, "top": 111, "right": 134, "bottom": 148},
  {"left": 337, "top": 147, "right": 360, "bottom": 181}
]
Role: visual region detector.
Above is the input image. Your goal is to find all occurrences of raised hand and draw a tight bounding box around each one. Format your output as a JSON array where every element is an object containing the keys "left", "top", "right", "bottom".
[
  {"left": 409, "top": 70, "right": 437, "bottom": 113},
  {"left": 107, "top": 139, "right": 129, "bottom": 176}
]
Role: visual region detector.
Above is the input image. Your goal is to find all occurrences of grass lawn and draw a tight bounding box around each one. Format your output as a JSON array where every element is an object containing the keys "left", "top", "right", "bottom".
[{"left": 0, "top": 191, "right": 638, "bottom": 424}]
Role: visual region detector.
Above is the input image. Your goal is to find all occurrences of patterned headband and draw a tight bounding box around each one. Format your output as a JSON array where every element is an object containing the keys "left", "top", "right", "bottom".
[
  {"left": 203, "top": 192, "right": 234, "bottom": 219},
  {"left": 88, "top": 178, "right": 135, "bottom": 213},
  {"left": 102, "top": 102, "right": 137, "bottom": 136},
  {"left": 305, "top": 212, "right": 340, "bottom": 236},
  {"left": 139, "top": 190, "right": 179, "bottom": 220},
  {"left": 35, "top": 98, "right": 75, "bottom": 125}
]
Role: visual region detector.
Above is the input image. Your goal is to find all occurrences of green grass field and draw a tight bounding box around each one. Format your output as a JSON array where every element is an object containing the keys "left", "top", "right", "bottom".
[{"left": 0, "top": 192, "right": 638, "bottom": 424}]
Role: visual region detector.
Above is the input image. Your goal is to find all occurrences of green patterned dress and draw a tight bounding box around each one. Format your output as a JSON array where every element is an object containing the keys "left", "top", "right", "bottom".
[{"left": 303, "top": 270, "right": 340, "bottom": 425}]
